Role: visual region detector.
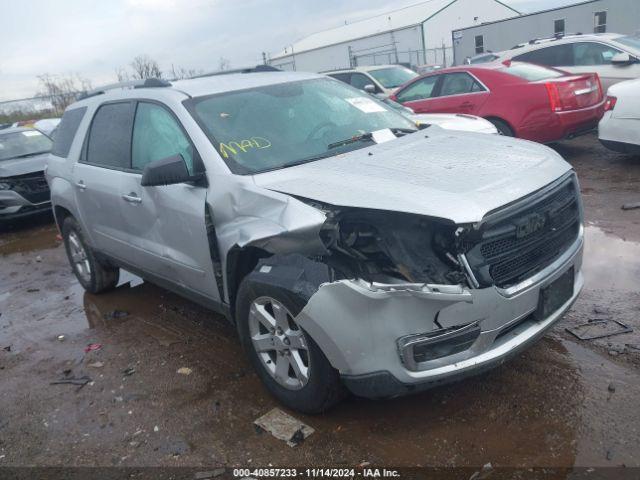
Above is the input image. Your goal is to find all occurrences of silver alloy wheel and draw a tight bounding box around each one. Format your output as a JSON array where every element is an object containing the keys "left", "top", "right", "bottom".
[
  {"left": 248, "top": 296, "right": 310, "bottom": 390},
  {"left": 67, "top": 230, "right": 91, "bottom": 283}
]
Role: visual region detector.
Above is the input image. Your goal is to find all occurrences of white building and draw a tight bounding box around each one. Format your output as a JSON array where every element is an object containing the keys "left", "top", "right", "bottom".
[{"left": 268, "top": 0, "right": 520, "bottom": 72}]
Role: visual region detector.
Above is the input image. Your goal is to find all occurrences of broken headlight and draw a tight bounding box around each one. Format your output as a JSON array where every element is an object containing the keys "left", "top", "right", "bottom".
[{"left": 320, "top": 208, "right": 468, "bottom": 285}]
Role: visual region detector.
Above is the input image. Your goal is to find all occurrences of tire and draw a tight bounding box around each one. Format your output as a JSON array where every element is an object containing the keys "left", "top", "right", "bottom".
[
  {"left": 61, "top": 216, "right": 119, "bottom": 294},
  {"left": 236, "top": 275, "right": 344, "bottom": 413},
  {"left": 488, "top": 118, "right": 515, "bottom": 137}
]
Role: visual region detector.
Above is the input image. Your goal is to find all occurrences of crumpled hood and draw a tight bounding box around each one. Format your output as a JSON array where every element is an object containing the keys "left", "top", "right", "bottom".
[
  {"left": 253, "top": 129, "right": 572, "bottom": 224},
  {"left": 0, "top": 153, "right": 49, "bottom": 177}
]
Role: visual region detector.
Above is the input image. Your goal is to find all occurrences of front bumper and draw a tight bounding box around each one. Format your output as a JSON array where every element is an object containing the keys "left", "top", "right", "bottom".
[
  {"left": 0, "top": 189, "right": 51, "bottom": 220},
  {"left": 296, "top": 228, "right": 584, "bottom": 399}
]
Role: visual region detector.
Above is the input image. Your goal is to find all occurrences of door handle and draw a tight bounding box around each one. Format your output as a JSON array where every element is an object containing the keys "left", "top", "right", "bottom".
[
  {"left": 75, "top": 181, "right": 87, "bottom": 191},
  {"left": 121, "top": 193, "right": 142, "bottom": 204}
]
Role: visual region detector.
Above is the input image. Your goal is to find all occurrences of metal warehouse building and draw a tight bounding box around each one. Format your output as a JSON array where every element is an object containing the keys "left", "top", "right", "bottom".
[
  {"left": 452, "top": 0, "right": 640, "bottom": 64},
  {"left": 269, "top": 0, "right": 520, "bottom": 72}
]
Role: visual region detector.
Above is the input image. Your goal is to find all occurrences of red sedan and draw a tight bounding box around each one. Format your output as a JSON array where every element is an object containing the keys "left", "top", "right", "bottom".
[{"left": 390, "top": 62, "right": 605, "bottom": 143}]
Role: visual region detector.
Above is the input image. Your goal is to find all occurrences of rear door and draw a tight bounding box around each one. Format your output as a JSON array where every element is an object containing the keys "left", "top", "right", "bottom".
[
  {"left": 72, "top": 101, "right": 135, "bottom": 259},
  {"left": 117, "top": 101, "right": 218, "bottom": 300},
  {"left": 423, "top": 72, "right": 490, "bottom": 115},
  {"left": 394, "top": 75, "right": 440, "bottom": 113}
]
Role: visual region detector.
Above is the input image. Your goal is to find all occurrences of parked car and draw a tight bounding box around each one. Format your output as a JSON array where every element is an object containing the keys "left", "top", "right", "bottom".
[
  {"left": 0, "top": 127, "right": 53, "bottom": 221},
  {"left": 325, "top": 65, "right": 418, "bottom": 95},
  {"left": 34, "top": 118, "right": 61, "bottom": 138},
  {"left": 465, "top": 52, "right": 499, "bottom": 65},
  {"left": 599, "top": 78, "right": 640, "bottom": 154},
  {"left": 379, "top": 96, "right": 498, "bottom": 134},
  {"left": 390, "top": 62, "right": 605, "bottom": 143},
  {"left": 48, "top": 73, "right": 584, "bottom": 413},
  {"left": 481, "top": 33, "right": 640, "bottom": 91}
]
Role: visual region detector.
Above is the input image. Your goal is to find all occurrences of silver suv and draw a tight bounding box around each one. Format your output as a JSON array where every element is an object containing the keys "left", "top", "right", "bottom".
[{"left": 47, "top": 72, "right": 584, "bottom": 413}]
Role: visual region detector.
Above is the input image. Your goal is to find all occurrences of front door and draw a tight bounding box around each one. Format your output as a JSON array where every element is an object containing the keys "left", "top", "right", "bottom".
[{"left": 117, "top": 101, "right": 219, "bottom": 300}]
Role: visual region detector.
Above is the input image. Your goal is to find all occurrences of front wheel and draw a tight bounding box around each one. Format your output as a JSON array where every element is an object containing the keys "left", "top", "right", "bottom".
[
  {"left": 236, "top": 276, "right": 344, "bottom": 413},
  {"left": 61, "top": 216, "right": 119, "bottom": 294}
]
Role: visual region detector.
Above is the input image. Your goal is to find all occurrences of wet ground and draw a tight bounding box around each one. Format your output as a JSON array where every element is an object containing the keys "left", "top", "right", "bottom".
[{"left": 1, "top": 134, "right": 639, "bottom": 471}]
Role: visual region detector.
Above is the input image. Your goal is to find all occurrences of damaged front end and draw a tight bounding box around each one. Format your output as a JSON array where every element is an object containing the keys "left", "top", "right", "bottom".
[{"left": 316, "top": 203, "right": 472, "bottom": 288}]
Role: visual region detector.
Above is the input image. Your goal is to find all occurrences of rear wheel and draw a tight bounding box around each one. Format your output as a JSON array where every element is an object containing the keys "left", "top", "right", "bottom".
[
  {"left": 236, "top": 276, "right": 344, "bottom": 413},
  {"left": 62, "top": 217, "right": 119, "bottom": 294},
  {"left": 488, "top": 118, "right": 515, "bottom": 137}
]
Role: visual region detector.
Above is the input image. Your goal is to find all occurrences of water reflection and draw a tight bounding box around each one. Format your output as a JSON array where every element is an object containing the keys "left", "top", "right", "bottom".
[{"left": 583, "top": 226, "right": 640, "bottom": 291}]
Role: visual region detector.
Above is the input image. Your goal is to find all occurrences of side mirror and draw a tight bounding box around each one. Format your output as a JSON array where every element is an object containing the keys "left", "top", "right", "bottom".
[
  {"left": 141, "top": 154, "right": 204, "bottom": 187},
  {"left": 363, "top": 84, "right": 376, "bottom": 93},
  {"left": 611, "top": 52, "right": 633, "bottom": 65}
]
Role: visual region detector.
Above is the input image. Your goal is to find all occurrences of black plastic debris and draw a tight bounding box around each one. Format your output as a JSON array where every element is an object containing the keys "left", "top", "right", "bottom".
[
  {"left": 621, "top": 202, "right": 640, "bottom": 211},
  {"left": 566, "top": 319, "right": 633, "bottom": 341},
  {"left": 103, "top": 310, "right": 129, "bottom": 320}
]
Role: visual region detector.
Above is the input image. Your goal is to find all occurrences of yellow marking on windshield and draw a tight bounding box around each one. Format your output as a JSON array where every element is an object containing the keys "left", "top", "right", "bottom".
[{"left": 219, "top": 137, "right": 272, "bottom": 158}]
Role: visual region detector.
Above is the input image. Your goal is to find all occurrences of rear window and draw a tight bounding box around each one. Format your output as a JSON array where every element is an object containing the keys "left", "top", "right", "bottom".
[
  {"left": 51, "top": 107, "right": 86, "bottom": 157},
  {"left": 500, "top": 63, "right": 564, "bottom": 82}
]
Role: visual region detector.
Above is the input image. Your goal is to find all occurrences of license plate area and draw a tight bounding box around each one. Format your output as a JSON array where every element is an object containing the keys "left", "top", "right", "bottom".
[{"left": 535, "top": 267, "right": 574, "bottom": 321}]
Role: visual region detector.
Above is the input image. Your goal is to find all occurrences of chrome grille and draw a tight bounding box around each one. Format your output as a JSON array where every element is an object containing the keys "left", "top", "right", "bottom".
[{"left": 465, "top": 175, "right": 581, "bottom": 288}]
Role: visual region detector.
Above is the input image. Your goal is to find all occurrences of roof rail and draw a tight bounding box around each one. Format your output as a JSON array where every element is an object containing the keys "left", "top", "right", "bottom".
[
  {"left": 78, "top": 78, "right": 171, "bottom": 100},
  {"left": 190, "top": 64, "right": 281, "bottom": 79}
]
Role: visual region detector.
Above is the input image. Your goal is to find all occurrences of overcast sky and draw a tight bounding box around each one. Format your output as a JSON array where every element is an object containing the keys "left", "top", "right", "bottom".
[{"left": 0, "top": 0, "right": 582, "bottom": 102}]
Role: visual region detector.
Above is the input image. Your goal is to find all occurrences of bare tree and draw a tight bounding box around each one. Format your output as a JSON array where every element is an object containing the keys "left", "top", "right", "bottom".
[
  {"left": 37, "top": 74, "right": 92, "bottom": 116},
  {"left": 115, "top": 67, "right": 130, "bottom": 82},
  {"left": 169, "top": 64, "right": 203, "bottom": 80},
  {"left": 218, "top": 56, "right": 230, "bottom": 71},
  {"left": 129, "top": 55, "right": 163, "bottom": 80}
]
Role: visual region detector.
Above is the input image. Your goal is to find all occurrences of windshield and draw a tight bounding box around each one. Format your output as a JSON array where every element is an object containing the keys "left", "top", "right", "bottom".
[
  {"left": 616, "top": 35, "right": 640, "bottom": 51},
  {"left": 187, "top": 78, "right": 416, "bottom": 174},
  {"left": 0, "top": 130, "right": 52, "bottom": 161},
  {"left": 368, "top": 67, "right": 418, "bottom": 88},
  {"left": 500, "top": 62, "right": 564, "bottom": 81}
]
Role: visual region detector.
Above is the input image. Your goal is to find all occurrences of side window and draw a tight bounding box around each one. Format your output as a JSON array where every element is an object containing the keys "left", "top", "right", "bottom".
[
  {"left": 395, "top": 76, "right": 439, "bottom": 103},
  {"left": 131, "top": 102, "right": 195, "bottom": 174},
  {"left": 328, "top": 73, "right": 351, "bottom": 84},
  {"left": 349, "top": 73, "right": 373, "bottom": 90},
  {"left": 514, "top": 44, "right": 573, "bottom": 66},
  {"left": 85, "top": 102, "right": 134, "bottom": 169},
  {"left": 51, "top": 107, "right": 87, "bottom": 157},
  {"left": 573, "top": 42, "right": 622, "bottom": 66},
  {"left": 439, "top": 73, "right": 483, "bottom": 96}
]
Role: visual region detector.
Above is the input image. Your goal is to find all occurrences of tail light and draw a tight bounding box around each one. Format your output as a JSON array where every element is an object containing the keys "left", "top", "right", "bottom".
[
  {"left": 604, "top": 96, "right": 617, "bottom": 112},
  {"left": 545, "top": 74, "right": 602, "bottom": 112}
]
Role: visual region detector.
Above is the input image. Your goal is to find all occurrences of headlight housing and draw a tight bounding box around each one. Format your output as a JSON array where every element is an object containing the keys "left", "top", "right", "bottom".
[{"left": 320, "top": 207, "right": 467, "bottom": 285}]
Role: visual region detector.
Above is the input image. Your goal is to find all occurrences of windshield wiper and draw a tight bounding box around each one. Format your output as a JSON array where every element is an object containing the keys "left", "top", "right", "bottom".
[
  {"left": 327, "top": 128, "right": 417, "bottom": 151},
  {"left": 327, "top": 132, "right": 374, "bottom": 150},
  {"left": 11, "top": 151, "right": 49, "bottom": 159}
]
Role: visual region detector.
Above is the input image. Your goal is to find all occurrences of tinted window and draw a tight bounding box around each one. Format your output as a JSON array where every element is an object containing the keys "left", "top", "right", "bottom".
[
  {"left": 51, "top": 107, "right": 86, "bottom": 157},
  {"left": 85, "top": 102, "right": 134, "bottom": 169},
  {"left": 500, "top": 62, "right": 564, "bottom": 81},
  {"left": 328, "top": 73, "right": 351, "bottom": 83},
  {"left": 395, "top": 76, "right": 439, "bottom": 103},
  {"left": 573, "top": 42, "right": 622, "bottom": 65},
  {"left": 554, "top": 19, "right": 565, "bottom": 35},
  {"left": 514, "top": 44, "right": 573, "bottom": 66},
  {"left": 439, "top": 73, "right": 484, "bottom": 96},
  {"left": 475, "top": 35, "right": 484, "bottom": 54},
  {"left": 132, "top": 102, "right": 195, "bottom": 173},
  {"left": 350, "top": 73, "right": 373, "bottom": 90}
]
